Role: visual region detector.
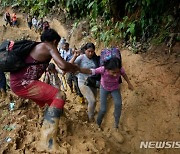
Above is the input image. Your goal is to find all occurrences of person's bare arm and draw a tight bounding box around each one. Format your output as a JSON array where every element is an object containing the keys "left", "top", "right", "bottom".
[{"left": 122, "top": 73, "right": 134, "bottom": 90}]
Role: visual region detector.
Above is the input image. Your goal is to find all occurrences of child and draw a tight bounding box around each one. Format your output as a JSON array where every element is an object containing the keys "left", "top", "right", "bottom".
[
  {"left": 44, "top": 63, "right": 61, "bottom": 90},
  {"left": 80, "top": 56, "right": 133, "bottom": 128}
]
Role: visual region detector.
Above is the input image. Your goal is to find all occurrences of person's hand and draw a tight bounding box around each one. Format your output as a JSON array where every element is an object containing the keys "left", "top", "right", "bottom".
[
  {"left": 128, "top": 83, "right": 134, "bottom": 91},
  {"left": 73, "top": 49, "right": 81, "bottom": 58}
]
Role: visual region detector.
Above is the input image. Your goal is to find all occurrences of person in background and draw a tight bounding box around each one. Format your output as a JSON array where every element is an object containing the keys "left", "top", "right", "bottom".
[
  {"left": 12, "top": 13, "right": 17, "bottom": 27},
  {"left": 32, "top": 16, "right": 38, "bottom": 32},
  {"left": 43, "top": 21, "right": 50, "bottom": 31},
  {"left": 37, "top": 18, "right": 44, "bottom": 34},
  {"left": 44, "top": 63, "right": 61, "bottom": 90},
  {"left": 60, "top": 43, "right": 85, "bottom": 103},
  {"left": 4, "top": 11, "right": 11, "bottom": 26},
  {"left": 58, "top": 37, "right": 66, "bottom": 51},
  {"left": 27, "top": 14, "right": 32, "bottom": 29}
]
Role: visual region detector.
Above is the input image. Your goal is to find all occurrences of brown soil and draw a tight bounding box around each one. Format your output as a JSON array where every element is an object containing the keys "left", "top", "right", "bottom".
[{"left": 0, "top": 10, "right": 180, "bottom": 154}]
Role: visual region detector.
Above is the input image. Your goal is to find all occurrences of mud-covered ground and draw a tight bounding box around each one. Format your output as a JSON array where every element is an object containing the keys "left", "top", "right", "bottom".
[{"left": 0, "top": 9, "right": 180, "bottom": 154}]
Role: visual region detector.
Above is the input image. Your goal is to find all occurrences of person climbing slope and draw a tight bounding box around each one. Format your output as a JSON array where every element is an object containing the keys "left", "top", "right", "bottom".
[
  {"left": 10, "top": 29, "right": 79, "bottom": 153},
  {"left": 79, "top": 47, "right": 134, "bottom": 142}
]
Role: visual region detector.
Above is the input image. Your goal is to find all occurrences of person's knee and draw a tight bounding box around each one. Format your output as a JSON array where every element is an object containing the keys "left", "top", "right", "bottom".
[{"left": 55, "top": 90, "right": 66, "bottom": 100}]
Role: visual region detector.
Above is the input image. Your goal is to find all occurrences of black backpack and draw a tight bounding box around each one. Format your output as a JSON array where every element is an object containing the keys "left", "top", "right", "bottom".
[
  {"left": 84, "top": 54, "right": 101, "bottom": 88},
  {"left": 0, "top": 40, "right": 40, "bottom": 72}
]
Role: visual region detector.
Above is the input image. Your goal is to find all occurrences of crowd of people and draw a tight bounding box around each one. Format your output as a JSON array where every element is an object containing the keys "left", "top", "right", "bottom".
[
  {"left": 26, "top": 14, "right": 50, "bottom": 34},
  {"left": 0, "top": 13, "right": 134, "bottom": 152},
  {"left": 3, "top": 11, "right": 50, "bottom": 34}
]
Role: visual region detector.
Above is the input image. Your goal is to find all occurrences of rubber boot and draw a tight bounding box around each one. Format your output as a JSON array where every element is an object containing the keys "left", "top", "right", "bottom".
[{"left": 37, "top": 107, "right": 67, "bottom": 154}]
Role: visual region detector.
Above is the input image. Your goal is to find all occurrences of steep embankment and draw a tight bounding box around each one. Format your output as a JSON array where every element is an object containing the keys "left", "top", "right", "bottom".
[{"left": 0, "top": 11, "right": 180, "bottom": 154}]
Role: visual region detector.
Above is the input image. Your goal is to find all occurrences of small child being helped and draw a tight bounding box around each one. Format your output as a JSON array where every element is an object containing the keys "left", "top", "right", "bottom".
[
  {"left": 79, "top": 48, "right": 133, "bottom": 130},
  {"left": 44, "top": 63, "right": 61, "bottom": 90}
]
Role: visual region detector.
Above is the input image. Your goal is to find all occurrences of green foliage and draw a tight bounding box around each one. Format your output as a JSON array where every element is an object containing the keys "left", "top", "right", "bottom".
[{"left": 1, "top": 0, "right": 178, "bottom": 47}]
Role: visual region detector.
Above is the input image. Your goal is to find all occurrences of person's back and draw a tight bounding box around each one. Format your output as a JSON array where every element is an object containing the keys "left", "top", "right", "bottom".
[{"left": 10, "top": 29, "right": 79, "bottom": 153}]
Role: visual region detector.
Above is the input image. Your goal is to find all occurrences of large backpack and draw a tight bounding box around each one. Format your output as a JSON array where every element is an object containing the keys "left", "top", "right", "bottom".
[
  {"left": 100, "top": 47, "right": 122, "bottom": 84},
  {"left": 0, "top": 40, "right": 39, "bottom": 72},
  {"left": 100, "top": 47, "right": 121, "bottom": 66}
]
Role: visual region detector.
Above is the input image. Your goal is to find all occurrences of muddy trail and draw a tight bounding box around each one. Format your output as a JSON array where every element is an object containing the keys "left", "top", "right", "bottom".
[{"left": 0, "top": 11, "right": 180, "bottom": 154}]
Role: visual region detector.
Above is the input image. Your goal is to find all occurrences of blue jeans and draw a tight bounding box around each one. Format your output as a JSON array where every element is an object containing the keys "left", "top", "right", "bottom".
[{"left": 97, "top": 85, "right": 122, "bottom": 128}]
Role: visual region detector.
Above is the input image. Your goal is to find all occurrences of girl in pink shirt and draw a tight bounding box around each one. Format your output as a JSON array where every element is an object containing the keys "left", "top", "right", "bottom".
[{"left": 80, "top": 57, "right": 133, "bottom": 130}]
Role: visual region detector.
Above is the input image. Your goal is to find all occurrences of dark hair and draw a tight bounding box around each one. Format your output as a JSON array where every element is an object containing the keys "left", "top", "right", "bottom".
[
  {"left": 47, "top": 63, "right": 55, "bottom": 71},
  {"left": 64, "top": 42, "right": 69, "bottom": 47},
  {"left": 40, "top": 28, "right": 61, "bottom": 43},
  {"left": 84, "top": 43, "right": 95, "bottom": 50},
  {"left": 83, "top": 43, "right": 99, "bottom": 66},
  {"left": 104, "top": 57, "right": 122, "bottom": 70}
]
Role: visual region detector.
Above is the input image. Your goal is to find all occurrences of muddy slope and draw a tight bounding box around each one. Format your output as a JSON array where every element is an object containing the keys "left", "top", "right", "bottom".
[{"left": 0, "top": 11, "right": 180, "bottom": 154}]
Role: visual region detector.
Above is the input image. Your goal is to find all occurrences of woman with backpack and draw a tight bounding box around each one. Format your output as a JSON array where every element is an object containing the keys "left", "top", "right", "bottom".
[
  {"left": 9, "top": 29, "right": 79, "bottom": 153},
  {"left": 70, "top": 43, "right": 100, "bottom": 122}
]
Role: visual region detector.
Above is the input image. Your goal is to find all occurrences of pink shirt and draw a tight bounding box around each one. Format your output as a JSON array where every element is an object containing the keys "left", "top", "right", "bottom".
[{"left": 91, "top": 66, "right": 125, "bottom": 91}]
